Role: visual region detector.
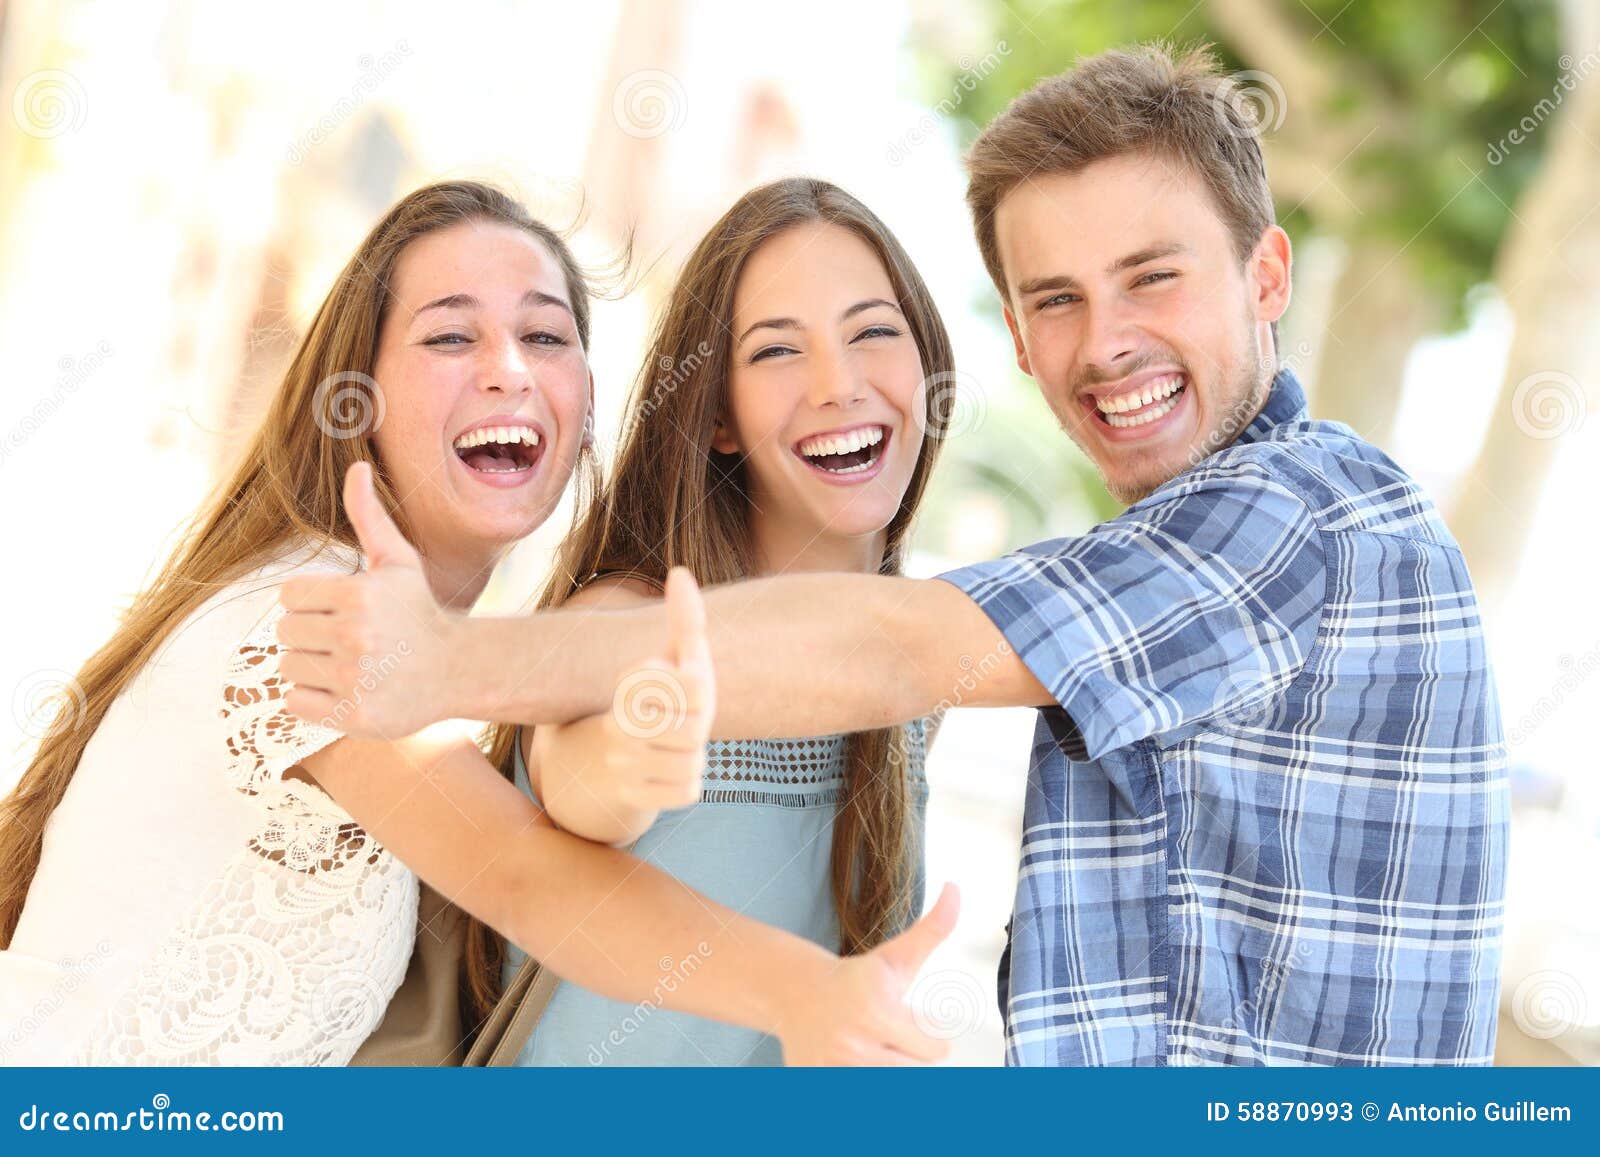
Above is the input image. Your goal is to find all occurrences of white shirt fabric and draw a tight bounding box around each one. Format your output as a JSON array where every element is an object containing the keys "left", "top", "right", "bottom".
[{"left": 0, "top": 543, "right": 417, "bottom": 1065}]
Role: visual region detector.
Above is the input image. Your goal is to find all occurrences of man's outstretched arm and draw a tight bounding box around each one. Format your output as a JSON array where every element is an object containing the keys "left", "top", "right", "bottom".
[{"left": 279, "top": 466, "right": 1051, "bottom": 740}]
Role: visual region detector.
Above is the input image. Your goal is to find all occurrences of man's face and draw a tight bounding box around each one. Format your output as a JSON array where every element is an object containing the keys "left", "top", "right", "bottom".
[{"left": 995, "top": 151, "right": 1291, "bottom": 503}]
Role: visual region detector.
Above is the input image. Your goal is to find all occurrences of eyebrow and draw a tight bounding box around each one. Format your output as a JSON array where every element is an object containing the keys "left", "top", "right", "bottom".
[
  {"left": 413, "top": 289, "right": 574, "bottom": 318},
  {"left": 1015, "top": 242, "right": 1191, "bottom": 298},
  {"left": 736, "top": 297, "right": 902, "bottom": 344}
]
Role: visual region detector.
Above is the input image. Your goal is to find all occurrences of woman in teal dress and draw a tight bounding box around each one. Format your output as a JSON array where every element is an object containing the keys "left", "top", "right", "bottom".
[{"left": 479, "top": 177, "right": 953, "bottom": 1064}]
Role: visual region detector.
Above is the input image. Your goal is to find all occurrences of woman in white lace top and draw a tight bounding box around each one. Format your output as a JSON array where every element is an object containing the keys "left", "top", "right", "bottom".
[{"left": 0, "top": 182, "right": 956, "bottom": 1066}]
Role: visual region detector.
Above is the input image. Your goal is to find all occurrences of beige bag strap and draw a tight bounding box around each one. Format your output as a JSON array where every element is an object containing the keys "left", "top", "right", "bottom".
[
  {"left": 462, "top": 833, "right": 642, "bottom": 1067},
  {"left": 463, "top": 954, "right": 562, "bottom": 1066}
]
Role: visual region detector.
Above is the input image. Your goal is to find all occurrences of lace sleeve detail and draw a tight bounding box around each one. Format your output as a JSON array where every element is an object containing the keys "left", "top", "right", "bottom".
[{"left": 221, "top": 601, "right": 343, "bottom": 798}]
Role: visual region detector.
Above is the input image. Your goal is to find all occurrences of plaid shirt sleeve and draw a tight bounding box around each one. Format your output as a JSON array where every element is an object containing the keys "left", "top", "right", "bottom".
[{"left": 939, "top": 463, "right": 1326, "bottom": 760}]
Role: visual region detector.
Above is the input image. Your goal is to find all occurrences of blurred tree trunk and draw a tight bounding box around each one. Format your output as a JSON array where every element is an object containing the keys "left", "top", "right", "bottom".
[
  {"left": 1448, "top": 6, "right": 1600, "bottom": 606},
  {"left": 1209, "top": 0, "right": 1429, "bottom": 447},
  {"left": 1314, "top": 244, "right": 1439, "bottom": 444}
]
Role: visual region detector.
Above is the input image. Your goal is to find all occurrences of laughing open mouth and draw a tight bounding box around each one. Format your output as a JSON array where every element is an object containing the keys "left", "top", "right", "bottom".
[
  {"left": 792, "top": 424, "right": 889, "bottom": 475},
  {"left": 452, "top": 424, "right": 542, "bottom": 474},
  {"left": 1094, "top": 373, "right": 1187, "bottom": 429}
]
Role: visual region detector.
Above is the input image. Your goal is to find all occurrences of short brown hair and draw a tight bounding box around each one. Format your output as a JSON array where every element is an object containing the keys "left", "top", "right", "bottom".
[{"left": 966, "top": 41, "right": 1276, "bottom": 296}]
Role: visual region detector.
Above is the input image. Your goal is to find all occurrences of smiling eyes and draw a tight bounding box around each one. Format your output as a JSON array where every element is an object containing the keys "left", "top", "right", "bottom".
[
  {"left": 748, "top": 323, "right": 904, "bottom": 364},
  {"left": 423, "top": 330, "right": 569, "bottom": 349},
  {"left": 1038, "top": 270, "right": 1180, "bottom": 310}
]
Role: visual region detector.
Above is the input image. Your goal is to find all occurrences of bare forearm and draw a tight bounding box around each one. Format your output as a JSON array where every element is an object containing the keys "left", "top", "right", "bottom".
[
  {"left": 455, "top": 573, "right": 947, "bottom": 736},
  {"left": 305, "top": 732, "right": 828, "bottom": 1039},
  {"left": 532, "top": 717, "right": 659, "bottom": 845},
  {"left": 493, "top": 823, "right": 830, "bottom": 1034}
]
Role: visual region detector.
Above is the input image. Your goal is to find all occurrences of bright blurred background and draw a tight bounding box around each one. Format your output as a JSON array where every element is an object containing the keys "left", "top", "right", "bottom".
[{"left": 1, "top": 0, "right": 1596, "bottom": 1065}]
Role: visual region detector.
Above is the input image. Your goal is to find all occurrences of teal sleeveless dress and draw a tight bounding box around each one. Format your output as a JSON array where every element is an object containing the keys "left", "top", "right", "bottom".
[{"left": 503, "top": 721, "right": 929, "bottom": 1066}]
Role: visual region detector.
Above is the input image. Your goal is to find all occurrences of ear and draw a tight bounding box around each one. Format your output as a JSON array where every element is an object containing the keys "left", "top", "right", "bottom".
[
  {"left": 710, "top": 413, "right": 741, "bottom": 455},
  {"left": 1251, "top": 225, "right": 1293, "bottom": 326},
  {"left": 582, "top": 368, "right": 597, "bottom": 449},
  {"left": 1002, "top": 302, "right": 1033, "bottom": 378}
]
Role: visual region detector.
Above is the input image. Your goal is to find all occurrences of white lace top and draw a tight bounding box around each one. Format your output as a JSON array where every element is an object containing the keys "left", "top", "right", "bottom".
[{"left": 0, "top": 544, "right": 417, "bottom": 1065}]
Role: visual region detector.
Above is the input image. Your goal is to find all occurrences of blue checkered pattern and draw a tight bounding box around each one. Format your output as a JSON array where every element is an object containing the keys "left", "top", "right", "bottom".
[{"left": 938, "top": 369, "right": 1508, "bottom": 1066}]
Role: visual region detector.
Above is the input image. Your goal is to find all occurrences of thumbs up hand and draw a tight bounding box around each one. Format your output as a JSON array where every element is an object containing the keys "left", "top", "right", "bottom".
[
  {"left": 278, "top": 461, "right": 455, "bottom": 738},
  {"left": 773, "top": 883, "right": 963, "bottom": 1066}
]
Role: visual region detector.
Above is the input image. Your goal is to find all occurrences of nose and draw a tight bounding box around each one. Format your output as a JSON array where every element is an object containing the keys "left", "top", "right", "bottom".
[
  {"left": 806, "top": 343, "right": 867, "bottom": 411},
  {"left": 480, "top": 331, "right": 533, "bottom": 396},
  {"left": 1078, "top": 297, "right": 1142, "bottom": 383}
]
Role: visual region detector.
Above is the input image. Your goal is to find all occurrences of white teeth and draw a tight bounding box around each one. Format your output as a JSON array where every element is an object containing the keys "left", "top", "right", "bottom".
[
  {"left": 796, "top": 425, "right": 885, "bottom": 458},
  {"left": 1103, "top": 389, "right": 1183, "bottom": 428},
  {"left": 452, "top": 425, "right": 542, "bottom": 452},
  {"left": 1096, "top": 374, "right": 1184, "bottom": 415}
]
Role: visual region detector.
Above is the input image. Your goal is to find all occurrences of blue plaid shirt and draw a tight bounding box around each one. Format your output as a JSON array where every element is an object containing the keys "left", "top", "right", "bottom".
[{"left": 938, "top": 369, "right": 1508, "bottom": 1066}]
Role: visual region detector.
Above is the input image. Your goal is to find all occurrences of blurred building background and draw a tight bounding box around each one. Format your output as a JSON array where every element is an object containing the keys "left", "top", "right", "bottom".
[{"left": 1, "top": 0, "right": 1595, "bottom": 1065}]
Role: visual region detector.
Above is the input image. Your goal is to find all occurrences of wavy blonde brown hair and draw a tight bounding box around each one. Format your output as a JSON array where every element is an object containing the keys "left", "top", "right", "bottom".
[
  {"left": 0, "top": 182, "right": 596, "bottom": 956},
  {"left": 472, "top": 176, "right": 953, "bottom": 1025}
]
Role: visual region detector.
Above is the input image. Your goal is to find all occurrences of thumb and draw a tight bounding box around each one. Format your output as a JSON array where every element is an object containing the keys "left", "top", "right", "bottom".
[
  {"left": 875, "top": 883, "right": 960, "bottom": 978},
  {"left": 663, "top": 566, "right": 710, "bottom": 672},
  {"left": 344, "top": 461, "right": 419, "bottom": 569}
]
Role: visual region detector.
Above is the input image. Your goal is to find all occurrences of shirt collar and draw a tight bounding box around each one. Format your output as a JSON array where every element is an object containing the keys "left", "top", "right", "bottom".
[{"left": 1235, "top": 366, "right": 1309, "bottom": 447}]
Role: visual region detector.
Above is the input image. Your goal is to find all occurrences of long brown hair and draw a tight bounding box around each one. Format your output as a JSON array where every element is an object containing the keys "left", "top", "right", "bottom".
[
  {"left": 0, "top": 181, "right": 595, "bottom": 952},
  {"left": 475, "top": 177, "right": 954, "bottom": 1023}
]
